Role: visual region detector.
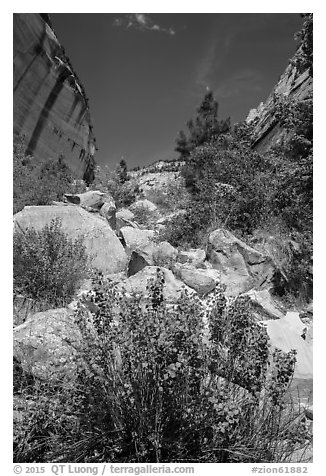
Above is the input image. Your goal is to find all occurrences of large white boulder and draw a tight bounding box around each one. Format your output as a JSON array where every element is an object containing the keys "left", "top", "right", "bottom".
[
  {"left": 173, "top": 264, "right": 219, "bottom": 296},
  {"left": 244, "top": 289, "right": 286, "bottom": 320},
  {"left": 263, "top": 312, "right": 313, "bottom": 379},
  {"left": 14, "top": 205, "right": 128, "bottom": 274}
]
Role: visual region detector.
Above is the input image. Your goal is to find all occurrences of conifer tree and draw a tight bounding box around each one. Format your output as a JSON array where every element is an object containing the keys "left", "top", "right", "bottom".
[{"left": 175, "top": 91, "right": 230, "bottom": 159}]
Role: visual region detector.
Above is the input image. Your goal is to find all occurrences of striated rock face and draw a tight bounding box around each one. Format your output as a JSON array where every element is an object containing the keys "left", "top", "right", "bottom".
[
  {"left": 247, "top": 49, "right": 312, "bottom": 153},
  {"left": 14, "top": 13, "right": 96, "bottom": 182}
]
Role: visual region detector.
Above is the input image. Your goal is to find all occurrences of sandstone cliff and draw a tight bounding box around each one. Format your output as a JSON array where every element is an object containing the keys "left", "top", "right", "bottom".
[
  {"left": 13, "top": 13, "right": 96, "bottom": 182},
  {"left": 246, "top": 48, "right": 312, "bottom": 153}
]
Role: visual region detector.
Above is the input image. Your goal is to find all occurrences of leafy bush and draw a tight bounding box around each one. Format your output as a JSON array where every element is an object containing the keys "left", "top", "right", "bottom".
[
  {"left": 13, "top": 137, "right": 86, "bottom": 214},
  {"left": 158, "top": 204, "right": 208, "bottom": 248},
  {"left": 14, "top": 272, "right": 311, "bottom": 463},
  {"left": 13, "top": 218, "right": 90, "bottom": 308},
  {"left": 162, "top": 133, "right": 271, "bottom": 247},
  {"left": 132, "top": 205, "right": 156, "bottom": 228}
]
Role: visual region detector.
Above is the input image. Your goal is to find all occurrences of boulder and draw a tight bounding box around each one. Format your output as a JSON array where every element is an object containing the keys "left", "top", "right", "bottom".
[
  {"left": 173, "top": 264, "right": 218, "bottom": 296},
  {"left": 116, "top": 208, "right": 135, "bottom": 222},
  {"left": 115, "top": 266, "right": 195, "bottom": 303},
  {"left": 120, "top": 226, "right": 154, "bottom": 253},
  {"left": 99, "top": 200, "right": 116, "bottom": 229},
  {"left": 129, "top": 199, "right": 158, "bottom": 213},
  {"left": 127, "top": 244, "right": 156, "bottom": 277},
  {"left": 127, "top": 241, "right": 178, "bottom": 277},
  {"left": 14, "top": 206, "right": 128, "bottom": 274},
  {"left": 153, "top": 241, "right": 178, "bottom": 265},
  {"left": 116, "top": 208, "right": 138, "bottom": 232},
  {"left": 13, "top": 308, "right": 81, "bottom": 379},
  {"left": 64, "top": 190, "right": 106, "bottom": 210},
  {"left": 262, "top": 312, "right": 313, "bottom": 379},
  {"left": 177, "top": 248, "right": 206, "bottom": 268},
  {"left": 207, "top": 228, "right": 274, "bottom": 296},
  {"left": 244, "top": 289, "right": 286, "bottom": 320}
]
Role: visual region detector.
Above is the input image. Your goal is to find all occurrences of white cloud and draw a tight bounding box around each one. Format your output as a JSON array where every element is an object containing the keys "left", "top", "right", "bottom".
[{"left": 113, "top": 13, "right": 176, "bottom": 36}]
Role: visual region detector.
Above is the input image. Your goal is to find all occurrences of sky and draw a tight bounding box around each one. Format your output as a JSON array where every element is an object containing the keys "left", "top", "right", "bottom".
[{"left": 50, "top": 13, "right": 304, "bottom": 170}]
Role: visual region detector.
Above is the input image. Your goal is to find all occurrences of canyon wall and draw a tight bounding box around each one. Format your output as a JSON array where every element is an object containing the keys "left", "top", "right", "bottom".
[
  {"left": 246, "top": 50, "right": 312, "bottom": 153},
  {"left": 13, "top": 13, "right": 96, "bottom": 182}
]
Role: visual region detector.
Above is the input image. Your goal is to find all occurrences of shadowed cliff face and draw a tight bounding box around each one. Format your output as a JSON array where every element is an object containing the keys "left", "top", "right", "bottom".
[
  {"left": 13, "top": 13, "right": 96, "bottom": 182},
  {"left": 246, "top": 49, "right": 312, "bottom": 153}
]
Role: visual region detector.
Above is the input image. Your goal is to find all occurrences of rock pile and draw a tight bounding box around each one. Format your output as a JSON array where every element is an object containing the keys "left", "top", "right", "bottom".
[{"left": 13, "top": 191, "right": 313, "bottom": 389}]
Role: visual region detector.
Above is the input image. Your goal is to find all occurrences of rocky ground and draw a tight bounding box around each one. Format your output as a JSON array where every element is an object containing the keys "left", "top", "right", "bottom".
[{"left": 13, "top": 170, "right": 313, "bottom": 461}]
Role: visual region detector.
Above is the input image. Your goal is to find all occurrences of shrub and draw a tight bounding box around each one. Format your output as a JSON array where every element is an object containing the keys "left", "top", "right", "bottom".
[
  {"left": 158, "top": 204, "right": 208, "bottom": 248},
  {"left": 14, "top": 272, "right": 311, "bottom": 463},
  {"left": 13, "top": 218, "right": 90, "bottom": 308},
  {"left": 132, "top": 205, "right": 156, "bottom": 228},
  {"left": 145, "top": 177, "right": 190, "bottom": 213},
  {"left": 13, "top": 137, "right": 85, "bottom": 214}
]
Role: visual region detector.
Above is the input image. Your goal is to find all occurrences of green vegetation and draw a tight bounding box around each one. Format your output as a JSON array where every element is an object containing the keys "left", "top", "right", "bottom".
[
  {"left": 13, "top": 136, "right": 86, "bottom": 214},
  {"left": 13, "top": 218, "right": 90, "bottom": 308},
  {"left": 13, "top": 271, "right": 311, "bottom": 463},
  {"left": 175, "top": 91, "right": 230, "bottom": 164},
  {"left": 165, "top": 73, "right": 312, "bottom": 301},
  {"left": 131, "top": 204, "right": 156, "bottom": 228},
  {"left": 13, "top": 16, "right": 313, "bottom": 464}
]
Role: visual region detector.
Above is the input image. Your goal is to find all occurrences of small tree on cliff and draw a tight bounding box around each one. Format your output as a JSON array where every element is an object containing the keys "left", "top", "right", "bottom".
[{"left": 175, "top": 91, "right": 231, "bottom": 160}]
